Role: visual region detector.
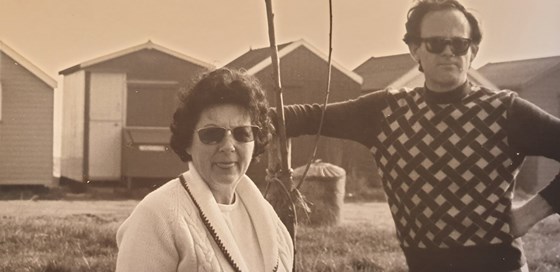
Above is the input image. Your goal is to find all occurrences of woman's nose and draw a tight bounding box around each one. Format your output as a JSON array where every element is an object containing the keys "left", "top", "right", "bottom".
[{"left": 218, "top": 131, "right": 236, "bottom": 152}]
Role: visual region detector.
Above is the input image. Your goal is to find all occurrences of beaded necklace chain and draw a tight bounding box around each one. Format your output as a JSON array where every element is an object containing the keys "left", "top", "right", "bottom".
[{"left": 179, "top": 175, "right": 279, "bottom": 272}]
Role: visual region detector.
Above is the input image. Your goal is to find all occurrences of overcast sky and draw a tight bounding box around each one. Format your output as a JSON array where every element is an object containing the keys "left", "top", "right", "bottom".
[
  {"left": 2, "top": 0, "right": 560, "bottom": 160},
  {"left": 2, "top": 0, "right": 560, "bottom": 79}
]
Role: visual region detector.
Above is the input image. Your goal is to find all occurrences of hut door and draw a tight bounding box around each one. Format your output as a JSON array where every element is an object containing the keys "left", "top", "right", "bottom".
[{"left": 88, "top": 73, "right": 126, "bottom": 180}]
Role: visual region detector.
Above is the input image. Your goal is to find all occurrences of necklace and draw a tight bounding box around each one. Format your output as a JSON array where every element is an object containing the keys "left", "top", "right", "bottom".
[{"left": 179, "top": 175, "right": 279, "bottom": 272}]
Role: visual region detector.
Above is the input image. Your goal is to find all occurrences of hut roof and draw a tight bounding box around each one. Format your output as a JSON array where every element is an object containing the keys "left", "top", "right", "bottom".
[
  {"left": 59, "top": 40, "right": 214, "bottom": 75},
  {"left": 0, "top": 41, "right": 57, "bottom": 88},
  {"left": 353, "top": 53, "right": 416, "bottom": 92},
  {"left": 225, "top": 39, "right": 362, "bottom": 84},
  {"left": 478, "top": 55, "right": 560, "bottom": 89}
]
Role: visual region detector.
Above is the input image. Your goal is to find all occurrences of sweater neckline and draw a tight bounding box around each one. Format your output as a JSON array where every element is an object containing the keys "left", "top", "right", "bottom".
[
  {"left": 217, "top": 193, "right": 239, "bottom": 212},
  {"left": 179, "top": 174, "right": 279, "bottom": 272},
  {"left": 423, "top": 81, "right": 471, "bottom": 104}
]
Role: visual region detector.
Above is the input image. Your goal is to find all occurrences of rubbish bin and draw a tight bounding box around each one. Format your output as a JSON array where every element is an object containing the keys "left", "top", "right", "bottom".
[{"left": 293, "top": 160, "right": 346, "bottom": 226}]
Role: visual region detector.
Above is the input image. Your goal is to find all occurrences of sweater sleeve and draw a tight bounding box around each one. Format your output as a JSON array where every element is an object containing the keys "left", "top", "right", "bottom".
[
  {"left": 507, "top": 96, "right": 560, "bottom": 213},
  {"left": 116, "top": 200, "right": 181, "bottom": 272},
  {"left": 279, "top": 90, "right": 388, "bottom": 148}
]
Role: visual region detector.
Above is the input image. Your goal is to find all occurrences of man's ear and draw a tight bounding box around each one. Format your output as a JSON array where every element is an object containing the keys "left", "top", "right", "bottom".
[
  {"left": 469, "top": 44, "right": 479, "bottom": 65},
  {"left": 408, "top": 43, "right": 420, "bottom": 63},
  {"left": 408, "top": 43, "right": 423, "bottom": 72}
]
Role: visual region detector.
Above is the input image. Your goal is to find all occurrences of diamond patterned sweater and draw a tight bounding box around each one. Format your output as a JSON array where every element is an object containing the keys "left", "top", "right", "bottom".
[{"left": 283, "top": 82, "right": 560, "bottom": 271}]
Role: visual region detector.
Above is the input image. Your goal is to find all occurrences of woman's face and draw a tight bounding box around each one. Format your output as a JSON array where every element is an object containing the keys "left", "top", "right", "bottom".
[{"left": 187, "top": 104, "right": 255, "bottom": 202}]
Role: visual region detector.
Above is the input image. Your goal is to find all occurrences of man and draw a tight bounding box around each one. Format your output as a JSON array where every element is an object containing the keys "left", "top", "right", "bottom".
[{"left": 279, "top": 1, "right": 560, "bottom": 271}]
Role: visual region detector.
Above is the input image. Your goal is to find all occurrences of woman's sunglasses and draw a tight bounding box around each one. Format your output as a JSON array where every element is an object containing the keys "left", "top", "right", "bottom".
[
  {"left": 196, "top": 125, "right": 260, "bottom": 145},
  {"left": 420, "top": 37, "right": 472, "bottom": 56}
]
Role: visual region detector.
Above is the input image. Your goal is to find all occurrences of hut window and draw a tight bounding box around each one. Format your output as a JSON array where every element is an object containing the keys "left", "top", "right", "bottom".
[{"left": 126, "top": 84, "right": 179, "bottom": 127}]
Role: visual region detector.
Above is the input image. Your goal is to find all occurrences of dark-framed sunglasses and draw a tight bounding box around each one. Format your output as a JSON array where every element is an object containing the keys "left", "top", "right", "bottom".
[
  {"left": 420, "top": 37, "right": 472, "bottom": 56},
  {"left": 196, "top": 125, "right": 260, "bottom": 145}
]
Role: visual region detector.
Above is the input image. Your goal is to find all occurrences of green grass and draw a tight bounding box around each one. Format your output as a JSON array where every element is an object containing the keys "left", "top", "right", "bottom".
[
  {"left": 295, "top": 224, "right": 406, "bottom": 271},
  {"left": 0, "top": 215, "right": 119, "bottom": 271},
  {"left": 0, "top": 200, "right": 558, "bottom": 272}
]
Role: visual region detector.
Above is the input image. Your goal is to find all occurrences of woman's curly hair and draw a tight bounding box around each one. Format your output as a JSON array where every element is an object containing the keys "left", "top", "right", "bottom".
[{"left": 170, "top": 68, "right": 271, "bottom": 162}]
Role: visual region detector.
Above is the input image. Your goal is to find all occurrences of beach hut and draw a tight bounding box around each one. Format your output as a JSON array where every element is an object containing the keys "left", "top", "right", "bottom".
[
  {"left": 479, "top": 56, "right": 560, "bottom": 193},
  {"left": 58, "top": 41, "right": 214, "bottom": 187},
  {"left": 226, "top": 39, "right": 364, "bottom": 188},
  {"left": 0, "top": 41, "right": 57, "bottom": 186}
]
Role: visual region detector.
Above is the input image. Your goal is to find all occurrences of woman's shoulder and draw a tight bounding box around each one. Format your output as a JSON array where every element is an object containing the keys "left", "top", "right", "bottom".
[{"left": 135, "top": 178, "right": 184, "bottom": 211}]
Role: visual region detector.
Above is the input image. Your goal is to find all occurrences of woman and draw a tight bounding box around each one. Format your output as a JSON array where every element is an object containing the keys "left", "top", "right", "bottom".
[{"left": 116, "top": 68, "right": 294, "bottom": 272}]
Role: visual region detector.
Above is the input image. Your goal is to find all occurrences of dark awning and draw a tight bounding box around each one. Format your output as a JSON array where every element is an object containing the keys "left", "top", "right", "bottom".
[{"left": 123, "top": 127, "right": 171, "bottom": 145}]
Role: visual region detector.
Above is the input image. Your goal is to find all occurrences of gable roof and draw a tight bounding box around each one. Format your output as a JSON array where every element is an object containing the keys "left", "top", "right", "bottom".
[
  {"left": 0, "top": 41, "right": 57, "bottom": 88},
  {"left": 225, "top": 39, "right": 362, "bottom": 84},
  {"left": 353, "top": 53, "right": 417, "bottom": 91},
  {"left": 478, "top": 55, "right": 560, "bottom": 89},
  {"left": 59, "top": 40, "right": 214, "bottom": 75},
  {"left": 227, "top": 42, "right": 293, "bottom": 71}
]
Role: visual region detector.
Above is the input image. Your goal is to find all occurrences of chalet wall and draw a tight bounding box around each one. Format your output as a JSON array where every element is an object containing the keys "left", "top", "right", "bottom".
[
  {"left": 60, "top": 71, "right": 86, "bottom": 182},
  {"left": 244, "top": 46, "right": 379, "bottom": 191},
  {"left": 0, "top": 52, "right": 54, "bottom": 185}
]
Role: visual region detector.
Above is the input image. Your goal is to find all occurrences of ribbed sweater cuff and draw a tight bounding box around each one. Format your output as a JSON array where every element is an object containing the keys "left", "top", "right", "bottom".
[{"left": 539, "top": 172, "right": 560, "bottom": 215}]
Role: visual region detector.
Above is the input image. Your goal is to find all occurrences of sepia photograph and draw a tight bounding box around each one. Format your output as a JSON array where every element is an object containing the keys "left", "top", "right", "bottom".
[{"left": 1, "top": 0, "right": 559, "bottom": 271}]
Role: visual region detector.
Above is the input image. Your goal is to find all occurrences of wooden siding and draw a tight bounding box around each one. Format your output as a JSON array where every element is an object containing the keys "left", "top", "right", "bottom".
[
  {"left": 126, "top": 83, "right": 179, "bottom": 127},
  {"left": 244, "top": 46, "right": 371, "bottom": 187},
  {"left": 60, "top": 71, "right": 86, "bottom": 182},
  {"left": 258, "top": 46, "right": 362, "bottom": 164},
  {"left": 257, "top": 46, "right": 361, "bottom": 105},
  {"left": 85, "top": 49, "right": 210, "bottom": 85},
  {"left": 0, "top": 52, "right": 54, "bottom": 185},
  {"left": 59, "top": 44, "right": 212, "bottom": 182}
]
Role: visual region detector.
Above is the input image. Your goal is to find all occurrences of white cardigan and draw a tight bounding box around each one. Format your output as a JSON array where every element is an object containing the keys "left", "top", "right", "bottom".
[{"left": 116, "top": 167, "right": 294, "bottom": 272}]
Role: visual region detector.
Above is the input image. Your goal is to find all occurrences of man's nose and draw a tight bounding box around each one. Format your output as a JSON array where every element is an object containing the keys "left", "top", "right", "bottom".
[{"left": 441, "top": 43, "right": 455, "bottom": 56}]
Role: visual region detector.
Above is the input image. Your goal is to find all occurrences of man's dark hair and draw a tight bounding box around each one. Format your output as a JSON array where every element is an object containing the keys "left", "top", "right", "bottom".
[{"left": 402, "top": 0, "right": 482, "bottom": 46}]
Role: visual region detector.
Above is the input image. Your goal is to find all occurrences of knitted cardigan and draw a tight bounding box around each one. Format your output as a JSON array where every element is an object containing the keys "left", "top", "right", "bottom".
[{"left": 116, "top": 165, "right": 294, "bottom": 272}]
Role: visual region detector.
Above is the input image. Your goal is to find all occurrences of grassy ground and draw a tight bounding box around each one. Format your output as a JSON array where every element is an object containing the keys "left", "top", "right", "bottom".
[{"left": 1, "top": 199, "right": 559, "bottom": 271}]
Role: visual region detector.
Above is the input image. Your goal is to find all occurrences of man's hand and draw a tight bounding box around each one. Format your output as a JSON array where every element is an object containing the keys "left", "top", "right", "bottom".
[{"left": 509, "top": 194, "right": 554, "bottom": 238}]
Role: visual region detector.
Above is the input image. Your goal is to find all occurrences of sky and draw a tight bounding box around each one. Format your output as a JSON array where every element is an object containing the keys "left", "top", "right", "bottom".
[
  {"left": 2, "top": 0, "right": 560, "bottom": 77},
  {"left": 1, "top": 0, "right": 560, "bottom": 158}
]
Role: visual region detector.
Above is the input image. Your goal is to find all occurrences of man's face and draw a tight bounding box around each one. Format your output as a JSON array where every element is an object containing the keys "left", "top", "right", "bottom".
[{"left": 410, "top": 9, "right": 478, "bottom": 92}]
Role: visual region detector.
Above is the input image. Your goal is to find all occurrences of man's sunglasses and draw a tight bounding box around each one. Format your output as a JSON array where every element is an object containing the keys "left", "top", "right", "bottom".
[
  {"left": 196, "top": 125, "right": 260, "bottom": 145},
  {"left": 420, "top": 37, "right": 472, "bottom": 56}
]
